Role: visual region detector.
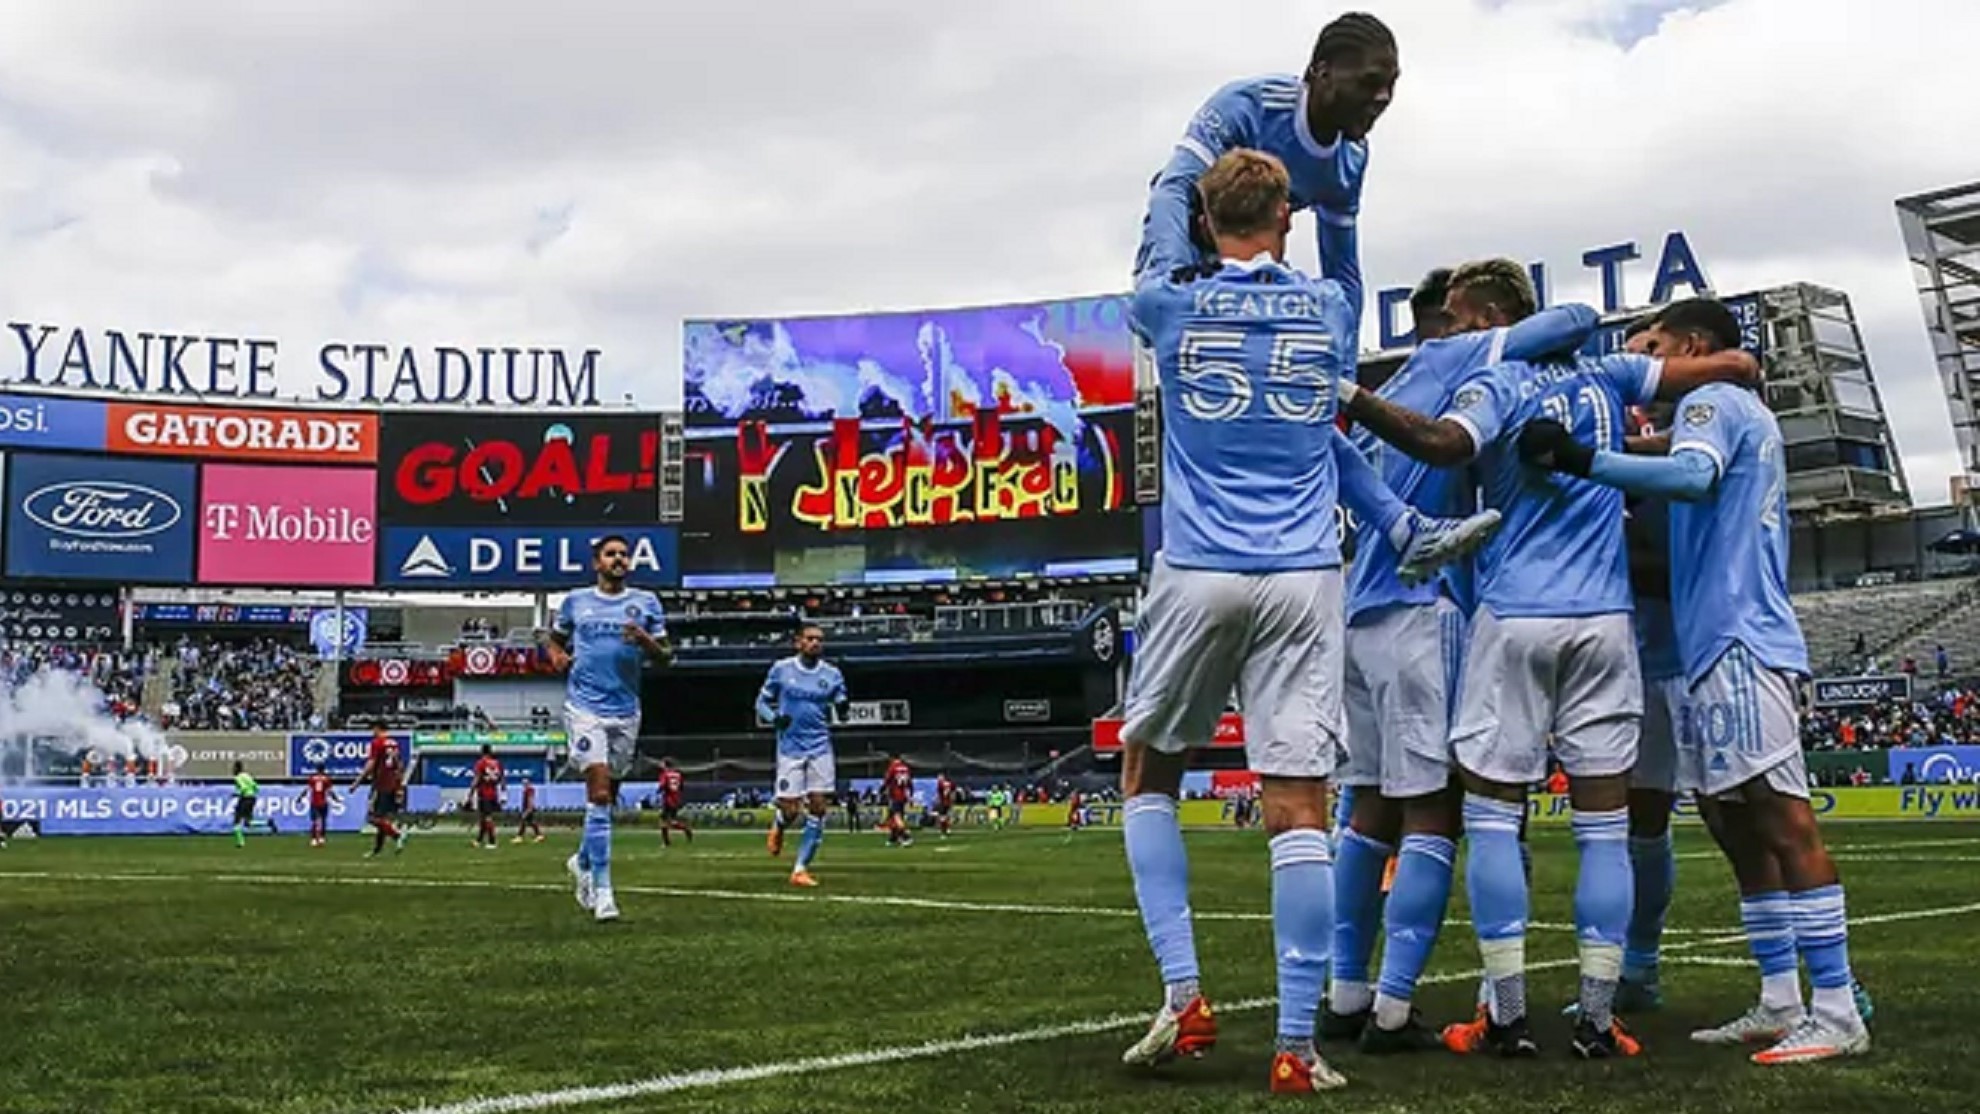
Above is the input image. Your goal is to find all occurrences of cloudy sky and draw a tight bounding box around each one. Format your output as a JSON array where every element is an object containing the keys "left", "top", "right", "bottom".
[{"left": 0, "top": 0, "right": 1972, "bottom": 500}]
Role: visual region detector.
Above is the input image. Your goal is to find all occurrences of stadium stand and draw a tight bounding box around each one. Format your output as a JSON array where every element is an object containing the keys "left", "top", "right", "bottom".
[
  {"left": 1790, "top": 576, "right": 1978, "bottom": 673},
  {"left": 157, "top": 638, "right": 327, "bottom": 731}
]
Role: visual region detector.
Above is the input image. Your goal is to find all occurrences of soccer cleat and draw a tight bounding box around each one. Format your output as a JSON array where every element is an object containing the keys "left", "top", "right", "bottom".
[
  {"left": 1750, "top": 1013, "right": 1870, "bottom": 1065},
  {"left": 1121, "top": 996, "right": 1219, "bottom": 1066},
  {"left": 1318, "top": 1005, "right": 1370, "bottom": 1043},
  {"left": 533, "top": 834, "right": 546, "bottom": 843},
  {"left": 789, "top": 869, "right": 819, "bottom": 888},
  {"left": 1690, "top": 1003, "right": 1802, "bottom": 1046},
  {"left": 512, "top": 836, "right": 524, "bottom": 844},
  {"left": 566, "top": 853, "right": 596, "bottom": 911},
  {"left": 767, "top": 824, "right": 785, "bottom": 857},
  {"left": 1442, "top": 1008, "right": 1539, "bottom": 1058},
  {"left": 1853, "top": 978, "right": 1876, "bottom": 1023},
  {"left": 1562, "top": 978, "right": 1663, "bottom": 1019},
  {"left": 1571, "top": 1017, "right": 1643, "bottom": 1060},
  {"left": 1268, "top": 1050, "right": 1346, "bottom": 1093},
  {"left": 592, "top": 891, "right": 620, "bottom": 922},
  {"left": 1360, "top": 1013, "right": 1445, "bottom": 1055},
  {"left": 394, "top": 832, "right": 408, "bottom": 853},
  {"left": 1397, "top": 509, "right": 1503, "bottom": 587}
]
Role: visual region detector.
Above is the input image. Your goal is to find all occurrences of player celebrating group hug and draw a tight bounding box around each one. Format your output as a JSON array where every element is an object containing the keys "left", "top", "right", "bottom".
[{"left": 1115, "top": 10, "right": 1869, "bottom": 1094}]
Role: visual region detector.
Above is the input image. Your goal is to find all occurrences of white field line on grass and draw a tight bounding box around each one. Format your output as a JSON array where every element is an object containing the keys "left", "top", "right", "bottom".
[
  {"left": 1675, "top": 836, "right": 1980, "bottom": 861},
  {"left": 0, "top": 867, "right": 1728, "bottom": 936}
]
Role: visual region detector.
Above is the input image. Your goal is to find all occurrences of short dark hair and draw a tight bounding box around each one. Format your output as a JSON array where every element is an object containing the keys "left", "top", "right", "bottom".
[
  {"left": 1410, "top": 267, "right": 1453, "bottom": 322},
  {"left": 797, "top": 623, "right": 824, "bottom": 639},
  {"left": 592, "top": 534, "right": 631, "bottom": 558},
  {"left": 1623, "top": 311, "right": 1661, "bottom": 340},
  {"left": 480, "top": 743, "right": 492, "bottom": 756},
  {"left": 1654, "top": 298, "right": 1742, "bottom": 353},
  {"left": 1309, "top": 11, "right": 1397, "bottom": 71}
]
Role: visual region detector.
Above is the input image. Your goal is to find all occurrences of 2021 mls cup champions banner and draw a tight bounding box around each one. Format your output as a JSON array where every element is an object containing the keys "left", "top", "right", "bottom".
[{"left": 677, "top": 295, "right": 1141, "bottom": 588}]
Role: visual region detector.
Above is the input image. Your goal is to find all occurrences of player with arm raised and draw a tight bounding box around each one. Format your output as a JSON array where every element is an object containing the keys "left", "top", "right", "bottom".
[
  {"left": 1341, "top": 286, "right": 1759, "bottom": 1060},
  {"left": 1325, "top": 261, "right": 1597, "bottom": 1053},
  {"left": 758, "top": 624, "right": 846, "bottom": 887},
  {"left": 544, "top": 535, "right": 671, "bottom": 923},
  {"left": 1520, "top": 298, "right": 1870, "bottom": 1064}
]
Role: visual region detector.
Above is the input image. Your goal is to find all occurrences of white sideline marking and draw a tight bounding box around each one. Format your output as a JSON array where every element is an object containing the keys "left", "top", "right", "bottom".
[{"left": 1676, "top": 836, "right": 1980, "bottom": 861}]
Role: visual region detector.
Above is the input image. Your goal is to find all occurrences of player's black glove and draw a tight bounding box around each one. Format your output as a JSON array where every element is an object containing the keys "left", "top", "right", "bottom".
[
  {"left": 1517, "top": 418, "right": 1595, "bottom": 478},
  {"left": 773, "top": 714, "right": 792, "bottom": 732}
]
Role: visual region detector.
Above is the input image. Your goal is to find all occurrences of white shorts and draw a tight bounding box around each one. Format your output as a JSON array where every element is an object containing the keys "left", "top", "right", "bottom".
[
  {"left": 1340, "top": 600, "right": 1465, "bottom": 799},
  {"left": 774, "top": 751, "right": 837, "bottom": 800},
  {"left": 1122, "top": 557, "right": 1343, "bottom": 779},
  {"left": 1676, "top": 643, "right": 1809, "bottom": 800},
  {"left": 1631, "top": 673, "right": 1686, "bottom": 794},
  {"left": 1452, "top": 609, "right": 1642, "bottom": 784},
  {"left": 566, "top": 705, "right": 639, "bottom": 775}
]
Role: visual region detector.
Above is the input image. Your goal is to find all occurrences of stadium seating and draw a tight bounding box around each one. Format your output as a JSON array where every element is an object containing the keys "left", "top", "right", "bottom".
[{"left": 1791, "top": 576, "right": 1978, "bottom": 674}]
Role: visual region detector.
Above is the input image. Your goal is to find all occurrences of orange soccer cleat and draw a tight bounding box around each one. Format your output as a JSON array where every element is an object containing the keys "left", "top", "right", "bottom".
[
  {"left": 1122, "top": 995, "right": 1219, "bottom": 1066},
  {"left": 789, "top": 869, "right": 818, "bottom": 888},
  {"left": 1269, "top": 1050, "right": 1347, "bottom": 1093}
]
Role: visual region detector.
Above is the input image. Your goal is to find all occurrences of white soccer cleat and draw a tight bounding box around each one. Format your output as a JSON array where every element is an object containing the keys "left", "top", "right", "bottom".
[
  {"left": 592, "top": 890, "right": 620, "bottom": 922},
  {"left": 1397, "top": 509, "right": 1503, "bottom": 587},
  {"left": 1750, "top": 1012, "right": 1870, "bottom": 1065},
  {"left": 1691, "top": 1003, "right": 1803, "bottom": 1046},
  {"left": 1121, "top": 996, "right": 1217, "bottom": 1066},
  {"left": 566, "top": 853, "right": 596, "bottom": 911}
]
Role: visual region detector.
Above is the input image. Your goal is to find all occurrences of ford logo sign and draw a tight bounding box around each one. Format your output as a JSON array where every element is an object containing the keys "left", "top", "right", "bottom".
[{"left": 23, "top": 481, "right": 181, "bottom": 539}]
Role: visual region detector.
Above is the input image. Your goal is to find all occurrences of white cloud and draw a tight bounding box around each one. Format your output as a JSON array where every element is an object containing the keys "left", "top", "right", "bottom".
[{"left": 0, "top": 0, "right": 1971, "bottom": 498}]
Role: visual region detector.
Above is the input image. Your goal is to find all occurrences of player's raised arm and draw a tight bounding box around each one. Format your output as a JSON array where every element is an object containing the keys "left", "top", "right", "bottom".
[
  {"left": 1339, "top": 375, "right": 1483, "bottom": 467},
  {"left": 1135, "top": 83, "right": 1257, "bottom": 284},
  {"left": 1499, "top": 303, "right": 1600, "bottom": 362}
]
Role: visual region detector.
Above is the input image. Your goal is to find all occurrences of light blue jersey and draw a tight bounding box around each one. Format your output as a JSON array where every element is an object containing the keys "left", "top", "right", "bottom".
[
  {"left": 1137, "top": 75, "right": 1367, "bottom": 316},
  {"left": 1666, "top": 384, "right": 1809, "bottom": 682},
  {"left": 554, "top": 586, "right": 666, "bottom": 719},
  {"left": 1132, "top": 256, "right": 1355, "bottom": 573},
  {"left": 756, "top": 655, "right": 847, "bottom": 759},
  {"left": 1346, "top": 305, "right": 1600, "bottom": 624},
  {"left": 1442, "top": 353, "right": 1662, "bottom": 618}
]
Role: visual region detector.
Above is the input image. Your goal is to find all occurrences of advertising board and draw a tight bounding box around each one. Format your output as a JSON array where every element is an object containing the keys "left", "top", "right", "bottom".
[
  {"left": 377, "top": 412, "right": 659, "bottom": 527},
  {"left": 107, "top": 402, "right": 378, "bottom": 464},
  {"left": 198, "top": 464, "right": 377, "bottom": 585},
  {"left": 378, "top": 524, "right": 679, "bottom": 589},
  {"left": 3, "top": 452, "right": 196, "bottom": 583}
]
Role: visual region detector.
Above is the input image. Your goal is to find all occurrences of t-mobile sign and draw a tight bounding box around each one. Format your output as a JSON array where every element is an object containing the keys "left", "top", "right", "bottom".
[{"left": 198, "top": 464, "right": 377, "bottom": 585}]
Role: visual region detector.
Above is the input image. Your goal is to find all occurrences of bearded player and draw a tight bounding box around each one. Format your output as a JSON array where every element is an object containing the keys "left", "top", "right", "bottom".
[
  {"left": 545, "top": 534, "right": 671, "bottom": 923},
  {"left": 759, "top": 624, "right": 848, "bottom": 887}
]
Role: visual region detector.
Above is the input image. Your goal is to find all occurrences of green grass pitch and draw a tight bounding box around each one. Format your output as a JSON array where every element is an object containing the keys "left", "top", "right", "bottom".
[{"left": 5, "top": 819, "right": 1979, "bottom": 1113}]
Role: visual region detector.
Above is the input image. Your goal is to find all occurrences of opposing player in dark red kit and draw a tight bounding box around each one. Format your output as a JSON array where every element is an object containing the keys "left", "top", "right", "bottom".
[
  {"left": 470, "top": 744, "right": 504, "bottom": 850},
  {"left": 351, "top": 722, "right": 409, "bottom": 858},
  {"left": 1066, "top": 788, "right": 1087, "bottom": 833},
  {"left": 882, "top": 753, "right": 914, "bottom": 847},
  {"left": 296, "top": 762, "right": 341, "bottom": 847},
  {"left": 513, "top": 777, "right": 545, "bottom": 843},
  {"left": 657, "top": 758, "right": 693, "bottom": 846},
  {"left": 933, "top": 772, "right": 958, "bottom": 838}
]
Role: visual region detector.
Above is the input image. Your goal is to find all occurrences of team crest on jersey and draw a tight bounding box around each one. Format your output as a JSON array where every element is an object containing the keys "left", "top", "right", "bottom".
[
  {"left": 1683, "top": 402, "right": 1716, "bottom": 428},
  {"left": 1453, "top": 385, "right": 1486, "bottom": 411}
]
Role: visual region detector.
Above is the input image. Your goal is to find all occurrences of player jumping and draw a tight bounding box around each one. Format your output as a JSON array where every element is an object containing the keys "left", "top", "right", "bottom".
[
  {"left": 1342, "top": 280, "right": 1760, "bottom": 1060},
  {"left": 351, "top": 723, "right": 408, "bottom": 858},
  {"left": 1118, "top": 149, "right": 1495, "bottom": 1094},
  {"left": 657, "top": 757, "right": 693, "bottom": 846},
  {"left": 544, "top": 534, "right": 672, "bottom": 923},
  {"left": 513, "top": 777, "right": 544, "bottom": 843},
  {"left": 469, "top": 744, "right": 504, "bottom": 850},
  {"left": 882, "top": 753, "right": 914, "bottom": 847},
  {"left": 758, "top": 623, "right": 847, "bottom": 887},
  {"left": 297, "top": 762, "right": 341, "bottom": 848},
  {"left": 1326, "top": 261, "right": 1597, "bottom": 1053},
  {"left": 1522, "top": 298, "right": 1871, "bottom": 1064}
]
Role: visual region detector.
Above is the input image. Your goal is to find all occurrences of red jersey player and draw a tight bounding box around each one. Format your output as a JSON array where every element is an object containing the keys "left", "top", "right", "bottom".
[
  {"left": 470, "top": 744, "right": 504, "bottom": 850},
  {"left": 882, "top": 754, "right": 914, "bottom": 847},
  {"left": 656, "top": 757, "right": 693, "bottom": 847},
  {"left": 513, "top": 777, "right": 544, "bottom": 843},
  {"left": 933, "top": 772, "right": 957, "bottom": 838},
  {"left": 1066, "top": 788, "right": 1086, "bottom": 832},
  {"left": 350, "top": 723, "right": 408, "bottom": 858},
  {"left": 296, "top": 763, "right": 341, "bottom": 847}
]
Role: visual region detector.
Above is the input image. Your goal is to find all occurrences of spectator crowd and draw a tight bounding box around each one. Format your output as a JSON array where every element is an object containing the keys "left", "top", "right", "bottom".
[{"left": 158, "top": 638, "right": 323, "bottom": 731}]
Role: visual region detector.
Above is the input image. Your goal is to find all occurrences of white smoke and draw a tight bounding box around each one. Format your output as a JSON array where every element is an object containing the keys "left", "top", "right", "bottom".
[{"left": 0, "top": 668, "right": 169, "bottom": 763}]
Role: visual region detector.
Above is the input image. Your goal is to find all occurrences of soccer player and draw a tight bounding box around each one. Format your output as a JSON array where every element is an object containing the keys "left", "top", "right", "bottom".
[
  {"left": 229, "top": 761, "right": 273, "bottom": 846},
  {"left": 1065, "top": 787, "right": 1086, "bottom": 833},
  {"left": 882, "top": 753, "right": 914, "bottom": 847},
  {"left": 545, "top": 534, "right": 671, "bottom": 922},
  {"left": 469, "top": 744, "right": 504, "bottom": 850},
  {"left": 933, "top": 771, "right": 957, "bottom": 837},
  {"left": 296, "top": 762, "right": 340, "bottom": 848},
  {"left": 758, "top": 624, "right": 847, "bottom": 887},
  {"left": 1327, "top": 261, "right": 1598, "bottom": 1053},
  {"left": 987, "top": 786, "right": 1008, "bottom": 830},
  {"left": 513, "top": 777, "right": 544, "bottom": 843},
  {"left": 657, "top": 757, "right": 693, "bottom": 846},
  {"left": 1118, "top": 148, "right": 1490, "bottom": 1094},
  {"left": 1521, "top": 298, "right": 1871, "bottom": 1063},
  {"left": 1341, "top": 285, "right": 1760, "bottom": 1060},
  {"left": 351, "top": 722, "right": 409, "bottom": 858}
]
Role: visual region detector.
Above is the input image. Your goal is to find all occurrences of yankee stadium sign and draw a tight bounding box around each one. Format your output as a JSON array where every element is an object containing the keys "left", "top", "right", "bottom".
[{"left": 3, "top": 322, "right": 604, "bottom": 407}]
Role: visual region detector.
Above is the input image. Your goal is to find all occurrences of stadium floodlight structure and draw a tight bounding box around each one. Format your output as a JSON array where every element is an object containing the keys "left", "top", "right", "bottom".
[
  {"left": 1898, "top": 183, "right": 1980, "bottom": 499},
  {"left": 1354, "top": 282, "right": 1911, "bottom": 523}
]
